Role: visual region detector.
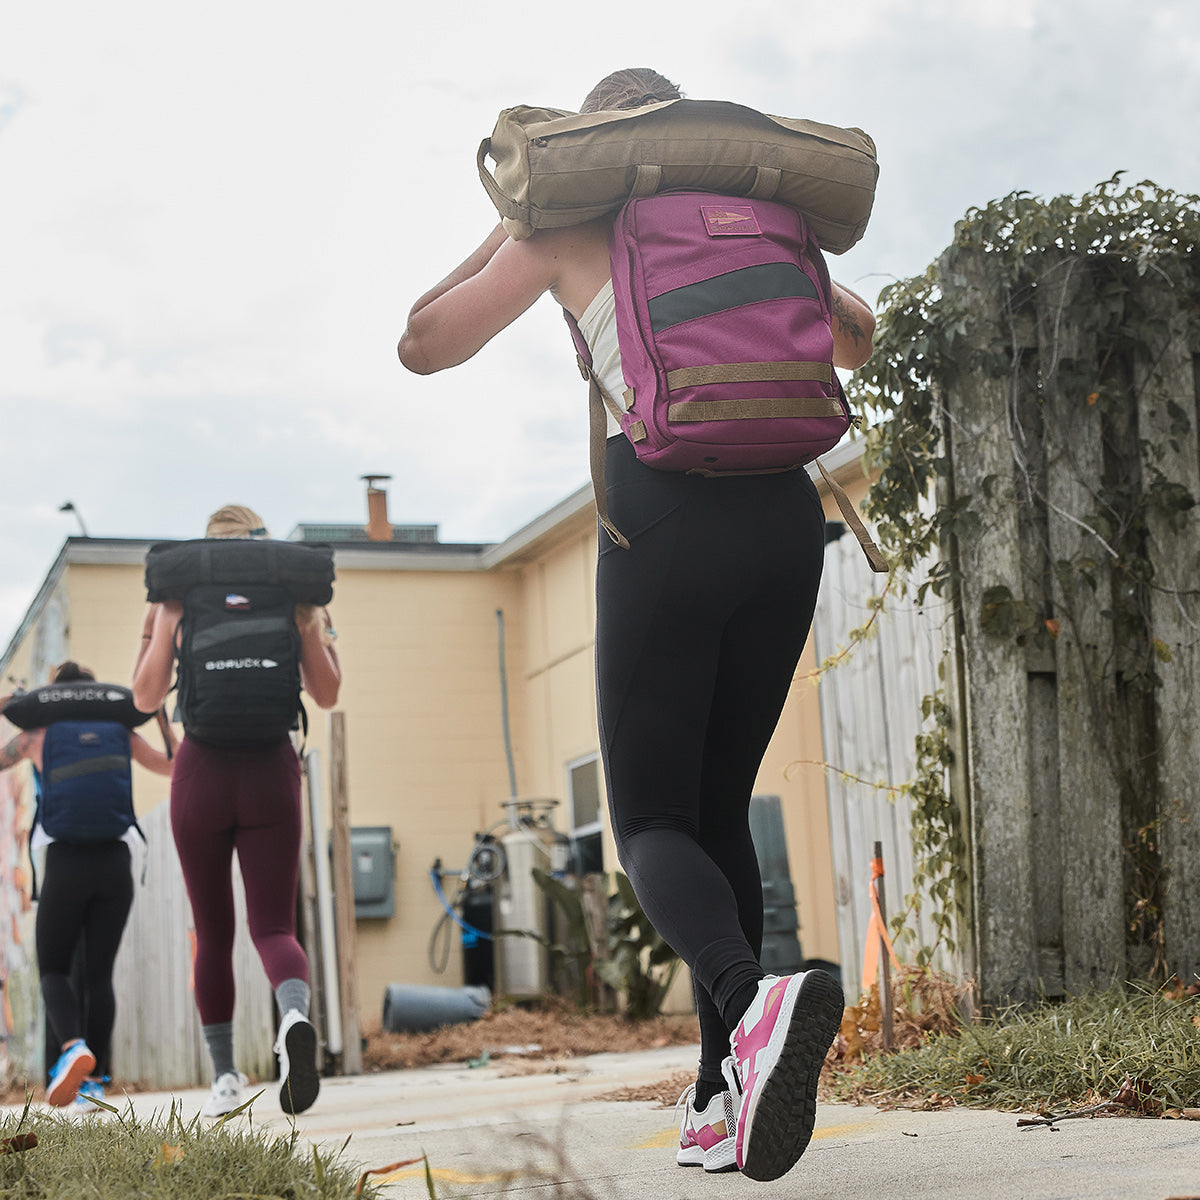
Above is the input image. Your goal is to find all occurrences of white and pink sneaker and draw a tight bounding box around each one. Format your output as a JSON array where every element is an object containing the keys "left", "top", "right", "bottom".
[
  {"left": 728, "top": 970, "right": 844, "bottom": 1181},
  {"left": 675, "top": 1056, "right": 739, "bottom": 1172}
]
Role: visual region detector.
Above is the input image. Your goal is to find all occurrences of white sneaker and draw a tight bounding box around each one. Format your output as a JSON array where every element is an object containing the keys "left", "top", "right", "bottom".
[
  {"left": 274, "top": 1009, "right": 319, "bottom": 1115},
  {"left": 202, "top": 1071, "right": 249, "bottom": 1118},
  {"left": 675, "top": 1056, "right": 739, "bottom": 1172}
]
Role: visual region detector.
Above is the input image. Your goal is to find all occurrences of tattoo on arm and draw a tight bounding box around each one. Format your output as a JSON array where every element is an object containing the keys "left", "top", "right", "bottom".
[
  {"left": 0, "top": 735, "right": 29, "bottom": 771},
  {"left": 832, "top": 293, "right": 868, "bottom": 347}
]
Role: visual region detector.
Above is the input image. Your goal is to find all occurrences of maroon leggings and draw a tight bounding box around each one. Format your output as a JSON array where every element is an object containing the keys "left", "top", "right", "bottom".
[{"left": 170, "top": 736, "right": 307, "bottom": 1024}]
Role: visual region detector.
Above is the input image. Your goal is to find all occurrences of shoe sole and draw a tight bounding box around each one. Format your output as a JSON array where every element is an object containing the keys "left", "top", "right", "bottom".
[
  {"left": 739, "top": 970, "right": 844, "bottom": 1182},
  {"left": 46, "top": 1049, "right": 96, "bottom": 1107},
  {"left": 279, "top": 1020, "right": 319, "bottom": 1115}
]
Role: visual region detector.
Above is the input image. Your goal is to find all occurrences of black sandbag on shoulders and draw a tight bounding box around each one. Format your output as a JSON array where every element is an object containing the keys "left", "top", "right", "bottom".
[
  {"left": 2, "top": 682, "right": 154, "bottom": 731},
  {"left": 144, "top": 539, "right": 335, "bottom": 605}
]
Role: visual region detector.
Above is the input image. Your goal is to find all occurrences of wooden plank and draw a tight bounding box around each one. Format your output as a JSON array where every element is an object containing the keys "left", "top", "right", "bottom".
[
  {"left": 943, "top": 248, "right": 1038, "bottom": 1004},
  {"left": 1037, "top": 262, "right": 1125, "bottom": 991},
  {"left": 1027, "top": 673, "right": 1064, "bottom": 996},
  {"left": 1137, "top": 313, "right": 1200, "bottom": 984},
  {"left": 812, "top": 534, "right": 865, "bottom": 998},
  {"left": 330, "top": 712, "right": 362, "bottom": 1074},
  {"left": 812, "top": 527, "right": 958, "bottom": 992}
]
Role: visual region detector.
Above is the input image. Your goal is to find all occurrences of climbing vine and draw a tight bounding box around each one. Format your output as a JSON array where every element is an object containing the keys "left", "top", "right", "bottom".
[{"left": 839, "top": 174, "right": 1200, "bottom": 968}]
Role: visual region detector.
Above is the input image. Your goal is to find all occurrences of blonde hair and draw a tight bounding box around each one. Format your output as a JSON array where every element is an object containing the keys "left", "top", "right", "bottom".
[
  {"left": 580, "top": 68, "right": 681, "bottom": 114},
  {"left": 205, "top": 505, "right": 268, "bottom": 540},
  {"left": 203, "top": 504, "right": 325, "bottom": 630}
]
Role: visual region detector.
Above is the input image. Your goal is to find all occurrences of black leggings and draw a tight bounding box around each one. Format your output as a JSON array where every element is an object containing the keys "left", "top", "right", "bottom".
[
  {"left": 595, "top": 435, "right": 825, "bottom": 1082},
  {"left": 35, "top": 840, "right": 134, "bottom": 1074}
]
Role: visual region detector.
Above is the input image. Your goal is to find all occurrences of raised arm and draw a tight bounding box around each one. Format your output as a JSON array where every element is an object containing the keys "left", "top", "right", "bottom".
[
  {"left": 298, "top": 607, "right": 342, "bottom": 710},
  {"left": 0, "top": 729, "right": 39, "bottom": 773},
  {"left": 830, "top": 281, "right": 876, "bottom": 371},
  {"left": 131, "top": 601, "right": 182, "bottom": 713},
  {"left": 129, "top": 730, "right": 175, "bottom": 777},
  {"left": 397, "top": 224, "right": 592, "bottom": 375}
]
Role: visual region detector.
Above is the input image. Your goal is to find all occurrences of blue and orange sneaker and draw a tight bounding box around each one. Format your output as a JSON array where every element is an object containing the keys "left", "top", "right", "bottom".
[
  {"left": 727, "top": 970, "right": 843, "bottom": 1181},
  {"left": 675, "top": 1056, "right": 739, "bottom": 1172},
  {"left": 72, "top": 1077, "right": 111, "bottom": 1114},
  {"left": 46, "top": 1041, "right": 96, "bottom": 1108}
]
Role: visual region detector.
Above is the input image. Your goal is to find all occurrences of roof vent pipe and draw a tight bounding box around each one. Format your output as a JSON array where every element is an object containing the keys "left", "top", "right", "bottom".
[{"left": 362, "top": 474, "right": 394, "bottom": 542}]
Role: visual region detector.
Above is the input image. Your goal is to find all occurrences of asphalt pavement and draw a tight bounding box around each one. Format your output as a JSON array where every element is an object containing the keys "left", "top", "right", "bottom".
[{"left": 9, "top": 1043, "right": 1200, "bottom": 1199}]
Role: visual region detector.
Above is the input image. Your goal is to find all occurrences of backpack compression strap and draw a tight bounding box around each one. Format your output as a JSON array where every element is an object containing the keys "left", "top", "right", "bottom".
[{"left": 815, "top": 459, "right": 889, "bottom": 573}]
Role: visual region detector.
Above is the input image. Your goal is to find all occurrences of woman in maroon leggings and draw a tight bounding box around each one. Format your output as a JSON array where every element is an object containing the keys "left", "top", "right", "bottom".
[{"left": 132, "top": 505, "right": 341, "bottom": 1117}]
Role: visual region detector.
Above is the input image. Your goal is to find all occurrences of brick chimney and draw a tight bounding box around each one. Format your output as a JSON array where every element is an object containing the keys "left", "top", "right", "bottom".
[{"left": 362, "top": 474, "right": 394, "bottom": 542}]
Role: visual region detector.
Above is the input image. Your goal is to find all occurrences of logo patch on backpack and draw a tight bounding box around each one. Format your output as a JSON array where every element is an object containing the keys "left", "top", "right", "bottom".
[
  {"left": 225, "top": 593, "right": 251, "bottom": 611},
  {"left": 701, "top": 205, "right": 762, "bottom": 237}
]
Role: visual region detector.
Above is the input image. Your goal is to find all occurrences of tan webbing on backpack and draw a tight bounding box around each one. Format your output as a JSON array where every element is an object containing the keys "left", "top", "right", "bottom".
[
  {"left": 478, "top": 99, "right": 878, "bottom": 255},
  {"left": 580, "top": 353, "right": 888, "bottom": 572},
  {"left": 816, "top": 459, "right": 889, "bottom": 573}
]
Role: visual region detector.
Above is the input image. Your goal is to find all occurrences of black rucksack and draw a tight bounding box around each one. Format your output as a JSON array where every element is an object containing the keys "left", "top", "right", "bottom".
[
  {"left": 144, "top": 539, "right": 335, "bottom": 748},
  {"left": 176, "top": 583, "right": 305, "bottom": 746}
]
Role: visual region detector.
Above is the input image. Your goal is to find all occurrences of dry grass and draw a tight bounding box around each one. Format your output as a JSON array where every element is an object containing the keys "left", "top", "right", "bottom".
[
  {"left": 826, "top": 977, "right": 1200, "bottom": 1115},
  {"left": 365, "top": 1002, "right": 701, "bottom": 1072}
]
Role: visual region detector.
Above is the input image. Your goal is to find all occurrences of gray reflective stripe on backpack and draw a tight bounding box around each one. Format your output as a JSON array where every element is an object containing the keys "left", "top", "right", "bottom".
[
  {"left": 669, "top": 395, "right": 846, "bottom": 423},
  {"left": 648, "top": 263, "right": 819, "bottom": 332},
  {"left": 189, "top": 615, "right": 293, "bottom": 653},
  {"left": 47, "top": 754, "right": 132, "bottom": 785},
  {"left": 666, "top": 361, "right": 832, "bottom": 390}
]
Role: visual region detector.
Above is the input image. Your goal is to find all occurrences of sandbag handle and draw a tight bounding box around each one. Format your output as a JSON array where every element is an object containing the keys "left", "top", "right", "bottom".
[
  {"left": 629, "top": 164, "right": 662, "bottom": 197},
  {"left": 476, "top": 139, "right": 523, "bottom": 222},
  {"left": 748, "top": 164, "right": 782, "bottom": 200}
]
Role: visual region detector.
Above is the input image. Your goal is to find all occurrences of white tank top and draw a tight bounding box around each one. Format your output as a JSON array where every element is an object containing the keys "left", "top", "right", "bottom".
[{"left": 576, "top": 280, "right": 623, "bottom": 437}]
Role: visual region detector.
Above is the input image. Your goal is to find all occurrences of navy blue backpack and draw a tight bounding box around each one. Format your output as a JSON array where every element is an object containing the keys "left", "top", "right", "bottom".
[{"left": 37, "top": 720, "right": 143, "bottom": 843}]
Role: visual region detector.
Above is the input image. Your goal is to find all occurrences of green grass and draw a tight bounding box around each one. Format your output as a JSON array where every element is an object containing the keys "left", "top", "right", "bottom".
[
  {"left": 0, "top": 1095, "right": 382, "bottom": 1199},
  {"left": 830, "top": 985, "right": 1200, "bottom": 1114}
]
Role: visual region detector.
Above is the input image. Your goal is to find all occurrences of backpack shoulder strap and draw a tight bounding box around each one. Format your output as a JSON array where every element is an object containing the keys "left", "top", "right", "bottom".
[{"left": 563, "top": 308, "right": 630, "bottom": 550}]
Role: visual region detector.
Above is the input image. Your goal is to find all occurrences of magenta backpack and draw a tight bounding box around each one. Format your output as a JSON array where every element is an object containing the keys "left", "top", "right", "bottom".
[{"left": 568, "top": 191, "right": 884, "bottom": 569}]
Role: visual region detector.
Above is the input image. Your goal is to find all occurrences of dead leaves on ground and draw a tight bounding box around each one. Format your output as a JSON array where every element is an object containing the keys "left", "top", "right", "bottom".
[{"left": 830, "top": 967, "right": 967, "bottom": 1068}]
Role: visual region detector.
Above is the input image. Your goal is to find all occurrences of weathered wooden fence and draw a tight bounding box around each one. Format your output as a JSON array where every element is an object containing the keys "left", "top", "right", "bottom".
[
  {"left": 109, "top": 801, "right": 275, "bottom": 1087},
  {"left": 943, "top": 248, "right": 1200, "bottom": 1004},
  {"left": 812, "top": 527, "right": 952, "bottom": 1001}
]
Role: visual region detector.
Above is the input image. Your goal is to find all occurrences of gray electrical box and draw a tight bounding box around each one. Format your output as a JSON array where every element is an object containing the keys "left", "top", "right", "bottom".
[{"left": 349, "top": 826, "right": 395, "bottom": 919}]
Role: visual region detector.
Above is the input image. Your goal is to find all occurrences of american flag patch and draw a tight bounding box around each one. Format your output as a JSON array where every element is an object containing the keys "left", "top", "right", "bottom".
[{"left": 225, "top": 593, "right": 251, "bottom": 611}]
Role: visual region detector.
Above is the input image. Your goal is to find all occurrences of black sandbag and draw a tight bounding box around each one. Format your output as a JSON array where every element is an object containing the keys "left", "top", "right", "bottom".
[
  {"left": 2, "top": 682, "right": 155, "bottom": 731},
  {"left": 144, "top": 539, "right": 335, "bottom": 605}
]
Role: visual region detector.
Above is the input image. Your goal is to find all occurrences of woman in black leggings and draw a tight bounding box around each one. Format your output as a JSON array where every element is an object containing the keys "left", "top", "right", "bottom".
[
  {"left": 398, "top": 68, "right": 875, "bottom": 1183},
  {"left": 0, "top": 661, "right": 175, "bottom": 1109}
]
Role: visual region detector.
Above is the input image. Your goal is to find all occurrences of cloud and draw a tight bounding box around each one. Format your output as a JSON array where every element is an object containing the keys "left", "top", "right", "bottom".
[{"left": 1, "top": 0, "right": 1198, "bottom": 642}]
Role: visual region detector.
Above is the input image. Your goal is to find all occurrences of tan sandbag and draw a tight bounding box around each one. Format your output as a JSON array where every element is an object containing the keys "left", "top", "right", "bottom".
[{"left": 478, "top": 99, "right": 878, "bottom": 255}]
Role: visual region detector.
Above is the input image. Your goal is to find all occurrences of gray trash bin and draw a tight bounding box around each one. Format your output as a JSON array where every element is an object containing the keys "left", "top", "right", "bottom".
[{"left": 381, "top": 983, "right": 491, "bottom": 1033}]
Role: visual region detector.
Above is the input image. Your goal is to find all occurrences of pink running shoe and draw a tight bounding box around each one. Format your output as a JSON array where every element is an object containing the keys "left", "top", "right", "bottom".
[
  {"left": 728, "top": 970, "right": 844, "bottom": 1181},
  {"left": 675, "top": 1056, "right": 739, "bottom": 1172}
]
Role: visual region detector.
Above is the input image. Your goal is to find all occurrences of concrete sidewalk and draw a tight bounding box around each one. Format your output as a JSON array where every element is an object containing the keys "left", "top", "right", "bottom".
[{"left": 14, "top": 1043, "right": 1200, "bottom": 1199}]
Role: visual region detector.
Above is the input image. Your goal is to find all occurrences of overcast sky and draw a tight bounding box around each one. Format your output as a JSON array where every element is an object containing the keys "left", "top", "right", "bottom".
[{"left": 2, "top": 0, "right": 1198, "bottom": 650}]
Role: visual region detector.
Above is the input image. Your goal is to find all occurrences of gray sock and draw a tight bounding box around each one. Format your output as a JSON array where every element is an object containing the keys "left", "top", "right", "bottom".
[
  {"left": 275, "top": 978, "right": 311, "bottom": 1019},
  {"left": 202, "top": 1022, "right": 236, "bottom": 1080}
]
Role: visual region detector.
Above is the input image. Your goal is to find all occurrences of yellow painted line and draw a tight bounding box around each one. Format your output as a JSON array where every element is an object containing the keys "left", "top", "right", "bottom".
[
  {"left": 639, "top": 1128, "right": 681, "bottom": 1150},
  {"left": 813, "top": 1121, "right": 876, "bottom": 1140},
  {"left": 373, "top": 1166, "right": 521, "bottom": 1185},
  {"left": 638, "top": 1118, "right": 877, "bottom": 1152}
]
